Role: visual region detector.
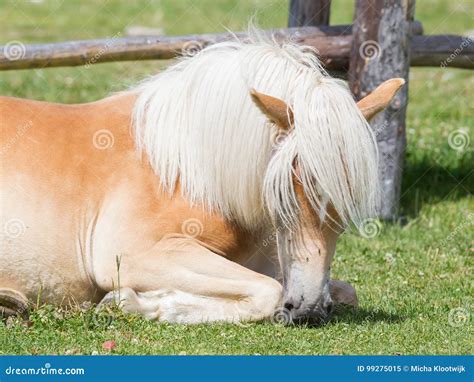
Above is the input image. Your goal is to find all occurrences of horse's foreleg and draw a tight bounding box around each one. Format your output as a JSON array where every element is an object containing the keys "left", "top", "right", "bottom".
[
  {"left": 0, "top": 288, "right": 29, "bottom": 319},
  {"left": 94, "top": 236, "right": 282, "bottom": 324},
  {"left": 329, "top": 280, "right": 358, "bottom": 308}
]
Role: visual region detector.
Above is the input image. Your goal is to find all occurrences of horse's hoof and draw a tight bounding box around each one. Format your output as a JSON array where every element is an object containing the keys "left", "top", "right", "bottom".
[
  {"left": 329, "top": 280, "right": 358, "bottom": 308},
  {"left": 0, "top": 288, "right": 29, "bottom": 320}
]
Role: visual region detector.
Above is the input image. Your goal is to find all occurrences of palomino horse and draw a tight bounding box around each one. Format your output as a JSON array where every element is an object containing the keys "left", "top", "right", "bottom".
[{"left": 0, "top": 36, "right": 404, "bottom": 324}]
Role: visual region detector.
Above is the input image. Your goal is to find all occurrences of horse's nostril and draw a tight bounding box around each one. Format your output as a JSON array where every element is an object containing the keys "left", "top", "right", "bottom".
[
  {"left": 284, "top": 302, "right": 294, "bottom": 311},
  {"left": 326, "top": 302, "right": 334, "bottom": 316}
]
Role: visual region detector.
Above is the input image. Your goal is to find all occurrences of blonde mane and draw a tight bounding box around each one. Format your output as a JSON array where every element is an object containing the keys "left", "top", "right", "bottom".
[{"left": 132, "top": 33, "right": 379, "bottom": 230}]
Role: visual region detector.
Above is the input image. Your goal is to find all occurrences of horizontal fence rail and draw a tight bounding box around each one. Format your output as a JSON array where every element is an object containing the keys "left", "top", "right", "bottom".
[{"left": 1, "top": 23, "right": 471, "bottom": 71}]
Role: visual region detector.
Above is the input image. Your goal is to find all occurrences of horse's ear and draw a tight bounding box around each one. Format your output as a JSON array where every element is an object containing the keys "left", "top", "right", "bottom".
[
  {"left": 250, "top": 89, "right": 293, "bottom": 130},
  {"left": 357, "top": 78, "right": 405, "bottom": 121}
]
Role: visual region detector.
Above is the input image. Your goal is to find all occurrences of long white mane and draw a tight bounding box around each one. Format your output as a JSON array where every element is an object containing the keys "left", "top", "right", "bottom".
[{"left": 132, "top": 32, "right": 379, "bottom": 230}]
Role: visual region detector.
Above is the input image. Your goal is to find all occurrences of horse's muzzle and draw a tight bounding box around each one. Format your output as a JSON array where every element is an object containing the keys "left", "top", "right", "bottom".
[{"left": 281, "top": 297, "right": 334, "bottom": 326}]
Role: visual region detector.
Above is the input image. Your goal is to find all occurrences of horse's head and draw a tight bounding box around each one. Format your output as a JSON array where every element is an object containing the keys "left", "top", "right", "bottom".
[{"left": 251, "top": 78, "right": 404, "bottom": 324}]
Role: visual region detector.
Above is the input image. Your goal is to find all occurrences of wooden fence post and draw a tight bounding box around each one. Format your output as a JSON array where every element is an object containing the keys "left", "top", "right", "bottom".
[
  {"left": 349, "top": 0, "right": 413, "bottom": 220},
  {"left": 288, "top": 0, "right": 331, "bottom": 27}
]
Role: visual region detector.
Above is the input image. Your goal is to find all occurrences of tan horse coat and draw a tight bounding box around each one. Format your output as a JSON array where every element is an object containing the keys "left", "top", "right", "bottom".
[{"left": 0, "top": 79, "right": 403, "bottom": 323}]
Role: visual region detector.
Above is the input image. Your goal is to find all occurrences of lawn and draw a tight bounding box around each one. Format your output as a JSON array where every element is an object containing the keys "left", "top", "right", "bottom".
[{"left": 0, "top": 0, "right": 472, "bottom": 355}]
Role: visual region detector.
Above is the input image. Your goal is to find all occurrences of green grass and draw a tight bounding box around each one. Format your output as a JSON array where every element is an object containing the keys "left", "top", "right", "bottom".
[{"left": 0, "top": 0, "right": 473, "bottom": 355}]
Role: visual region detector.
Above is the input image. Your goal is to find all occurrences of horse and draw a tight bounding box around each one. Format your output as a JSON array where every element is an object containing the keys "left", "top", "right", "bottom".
[{"left": 0, "top": 35, "right": 404, "bottom": 324}]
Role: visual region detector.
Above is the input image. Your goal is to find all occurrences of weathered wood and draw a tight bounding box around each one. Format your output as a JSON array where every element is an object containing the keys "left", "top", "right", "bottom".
[
  {"left": 289, "top": 0, "right": 331, "bottom": 27},
  {"left": 349, "top": 0, "right": 412, "bottom": 220},
  {"left": 0, "top": 22, "right": 444, "bottom": 72},
  {"left": 411, "top": 34, "right": 474, "bottom": 69},
  {"left": 0, "top": 27, "right": 347, "bottom": 71},
  {"left": 408, "top": 19, "right": 423, "bottom": 36}
]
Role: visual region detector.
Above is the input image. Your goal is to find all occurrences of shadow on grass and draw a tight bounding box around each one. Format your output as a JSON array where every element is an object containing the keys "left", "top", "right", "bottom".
[
  {"left": 327, "top": 305, "right": 407, "bottom": 326},
  {"left": 284, "top": 306, "right": 408, "bottom": 328},
  {"left": 400, "top": 154, "right": 472, "bottom": 218}
]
